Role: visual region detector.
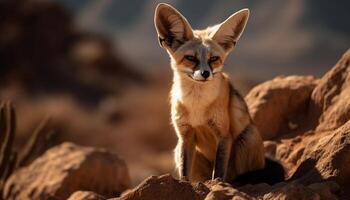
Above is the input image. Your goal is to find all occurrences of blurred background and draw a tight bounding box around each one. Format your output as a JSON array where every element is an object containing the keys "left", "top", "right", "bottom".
[{"left": 0, "top": 0, "right": 349, "bottom": 186}]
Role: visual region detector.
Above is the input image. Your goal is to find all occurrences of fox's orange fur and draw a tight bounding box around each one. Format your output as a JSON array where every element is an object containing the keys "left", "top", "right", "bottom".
[{"left": 154, "top": 3, "right": 265, "bottom": 182}]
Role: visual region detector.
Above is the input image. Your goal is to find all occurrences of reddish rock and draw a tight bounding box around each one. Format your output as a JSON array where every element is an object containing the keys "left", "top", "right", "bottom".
[
  {"left": 112, "top": 174, "right": 208, "bottom": 200},
  {"left": 309, "top": 49, "right": 350, "bottom": 131},
  {"left": 267, "top": 50, "right": 350, "bottom": 185},
  {"left": 3, "top": 142, "right": 130, "bottom": 200},
  {"left": 275, "top": 120, "right": 350, "bottom": 185},
  {"left": 246, "top": 75, "right": 318, "bottom": 140},
  {"left": 204, "top": 180, "right": 253, "bottom": 200},
  {"left": 67, "top": 191, "right": 106, "bottom": 200}
]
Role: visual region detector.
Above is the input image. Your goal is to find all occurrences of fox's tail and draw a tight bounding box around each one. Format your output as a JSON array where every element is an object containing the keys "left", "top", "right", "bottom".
[{"left": 231, "top": 156, "right": 285, "bottom": 186}]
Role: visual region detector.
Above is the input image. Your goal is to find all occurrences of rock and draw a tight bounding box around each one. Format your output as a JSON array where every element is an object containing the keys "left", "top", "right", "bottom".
[
  {"left": 246, "top": 75, "right": 318, "bottom": 140},
  {"left": 263, "top": 50, "right": 350, "bottom": 199},
  {"left": 3, "top": 142, "right": 131, "bottom": 200},
  {"left": 260, "top": 183, "right": 319, "bottom": 200},
  {"left": 276, "top": 120, "right": 350, "bottom": 185},
  {"left": 67, "top": 191, "right": 106, "bottom": 200},
  {"left": 309, "top": 49, "right": 350, "bottom": 131},
  {"left": 204, "top": 180, "right": 252, "bottom": 200},
  {"left": 267, "top": 50, "right": 350, "bottom": 185},
  {"left": 307, "top": 182, "right": 340, "bottom": 200},
  {"left": 113, "top": 174, "right": 208, "bottom": 200}
]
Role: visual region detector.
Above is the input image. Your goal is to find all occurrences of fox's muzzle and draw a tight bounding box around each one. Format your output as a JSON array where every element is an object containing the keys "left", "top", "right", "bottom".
[
  {"left": 192, "top": 69, "right": 212, "bottom": 81},
  {"left": 192, "top": 62, "right": 213, "bottom": 81}
]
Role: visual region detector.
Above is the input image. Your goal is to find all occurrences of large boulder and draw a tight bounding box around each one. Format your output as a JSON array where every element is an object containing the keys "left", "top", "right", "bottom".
[
  {"left": 3, "top": 142, "right": 131, "bottom": 200},
  {"left": 272, "top": 50, "right": 350, "bottom": 188},
  {"left": 309, "top": 49, "right": 350, "bottom": 131},
  {"left": 246, "top": 76, "right": 318, "bottom": 140},
  {"left": 256, "top": 49, "right": 350, "bottom": 198},
  {"left": 246, "top": 49, "right": 349, "bottom": 140}
]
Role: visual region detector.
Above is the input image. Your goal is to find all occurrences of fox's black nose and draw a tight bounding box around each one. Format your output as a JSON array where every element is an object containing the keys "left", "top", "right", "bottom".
[{"left": 201, "top": 70, "right": 210, "bottom": 79}]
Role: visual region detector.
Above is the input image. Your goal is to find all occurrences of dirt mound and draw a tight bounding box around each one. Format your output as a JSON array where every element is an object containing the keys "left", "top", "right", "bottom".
[
  {"left": 113, "top": 174, "right": 208, "bottom": 200},
  {"left": 3, "top": 142, "right": 130, "bottom": 200}
]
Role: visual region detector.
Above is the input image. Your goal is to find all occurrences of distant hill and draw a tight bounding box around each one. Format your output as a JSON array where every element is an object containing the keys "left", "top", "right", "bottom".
[{"left": 55, "top": 0, "right": 350, "bottom": 80}]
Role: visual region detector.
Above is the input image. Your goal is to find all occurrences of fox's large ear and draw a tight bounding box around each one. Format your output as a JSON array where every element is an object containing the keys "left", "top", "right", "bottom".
[
  {"left": 210, "top": 9, "right": 249, "bottom": 52},
  {"left": 154, "top": 3, "right": 194, "bottom": 51}
]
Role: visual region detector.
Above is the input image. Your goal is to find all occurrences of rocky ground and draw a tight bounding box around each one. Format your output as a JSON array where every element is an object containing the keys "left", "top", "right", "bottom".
[{"left": 1, "top": 49, "right": 349, "bottom": 200}]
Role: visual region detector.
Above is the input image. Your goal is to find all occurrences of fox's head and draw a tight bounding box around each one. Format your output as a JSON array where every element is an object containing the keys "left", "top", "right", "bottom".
[{"left": 154, "top": 3, "right": 249, "bottom": 82}]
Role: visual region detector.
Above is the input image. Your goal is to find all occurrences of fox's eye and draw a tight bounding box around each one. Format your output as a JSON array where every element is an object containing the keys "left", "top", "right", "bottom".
[
  {"left": 184, "top": 55, "right": 197, "bottom": 62},
  {"left": 209, "top": 56, "right": 220, "bottom": 63}
]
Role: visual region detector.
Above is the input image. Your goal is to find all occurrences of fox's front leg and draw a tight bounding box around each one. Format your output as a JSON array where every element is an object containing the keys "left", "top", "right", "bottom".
[
  {"left": 175, "top": 128, "right": 196, "bottom": 180},
  {"left": 212, "top": 137, "right": 233, "bottom": 181}
]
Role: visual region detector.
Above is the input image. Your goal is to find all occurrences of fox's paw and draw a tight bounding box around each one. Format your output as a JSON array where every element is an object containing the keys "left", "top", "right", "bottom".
[{"left": 180, "top": 176, "right": 189, "bottom": 181}]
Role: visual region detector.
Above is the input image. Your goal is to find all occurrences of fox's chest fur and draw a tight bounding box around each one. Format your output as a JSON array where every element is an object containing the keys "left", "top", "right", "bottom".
[
  {"left": 171, "top": 72, "right": 231, "bottom": 160},
  {"left": 171, "top": 72, "right": 228, "bottom": 124},
  {"left": 172, "top": 74, "right": 223, "bottom": 125}
]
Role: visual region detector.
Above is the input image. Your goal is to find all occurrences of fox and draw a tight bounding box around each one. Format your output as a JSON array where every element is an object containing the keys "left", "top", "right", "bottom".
[{"left": 154, "top": 3, "right": 284, "bottom": 184}]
